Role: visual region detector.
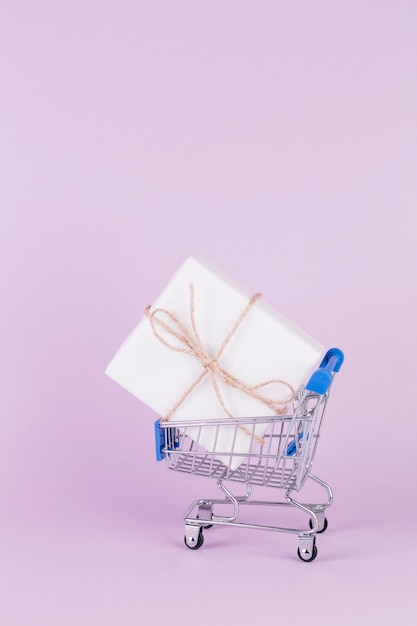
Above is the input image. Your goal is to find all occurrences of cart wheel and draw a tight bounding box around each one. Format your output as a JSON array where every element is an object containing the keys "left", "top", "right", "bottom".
[
  {"left": 309, "top": 517, "right": 328, "bottom": 534},
  {"left": 184, "top": 528, "right": 204, "bottom": 550},
  {"left": 297, "top": 543, "right": 318, "bottom": 562},
  {"left": 196, "top": 514, "right": 213, "bottom": 529}
]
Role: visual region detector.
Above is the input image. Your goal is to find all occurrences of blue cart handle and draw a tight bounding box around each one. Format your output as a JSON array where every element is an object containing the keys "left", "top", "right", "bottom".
[{"left": 305, "top": 348, "right": 344, "bottom": 394}]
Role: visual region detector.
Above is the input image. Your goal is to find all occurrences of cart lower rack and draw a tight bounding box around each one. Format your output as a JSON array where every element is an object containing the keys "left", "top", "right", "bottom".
[{"left": 155, "top": 348, "right": 344, "bottom": 562}]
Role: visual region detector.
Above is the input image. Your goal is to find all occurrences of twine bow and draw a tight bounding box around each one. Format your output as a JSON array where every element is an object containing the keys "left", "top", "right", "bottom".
[{"left": 145, "top": 284, "right": 295, "bottom": 444}]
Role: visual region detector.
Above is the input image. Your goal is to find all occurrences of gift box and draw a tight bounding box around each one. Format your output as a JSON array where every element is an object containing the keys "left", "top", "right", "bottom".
[{"left": 105, "top": 256, "right": 324, "bottom": 469}]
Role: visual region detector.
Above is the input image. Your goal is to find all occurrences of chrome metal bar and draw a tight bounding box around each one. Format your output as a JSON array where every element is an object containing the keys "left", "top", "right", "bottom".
[
  {"left": 211, "top": 480, "right": 240, "bottom": 523},
  {"left": 285, "top": 491, "right": 318, "bottom": 534},
  {"left": 185, "top": 517, "right": 314, "bottom": 536},
  {"left": 308, "top": 472, "right": 334, "bottom": 507}
]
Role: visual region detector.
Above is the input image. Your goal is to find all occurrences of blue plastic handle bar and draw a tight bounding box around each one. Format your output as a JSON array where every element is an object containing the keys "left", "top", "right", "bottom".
[
  {"left": 154, "top": 420, "right": 180, "bottom": 461},
  {"left": 154, "top": 420, "right": 165, "bottom": 461},
  {"left": 305, "top": 348, "right": 344, "bottom": 394}
]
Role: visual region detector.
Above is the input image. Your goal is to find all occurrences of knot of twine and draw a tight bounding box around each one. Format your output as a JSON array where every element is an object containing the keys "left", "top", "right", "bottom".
[{"left": 145, "top": 284, "right": 295, "bottom": 445}]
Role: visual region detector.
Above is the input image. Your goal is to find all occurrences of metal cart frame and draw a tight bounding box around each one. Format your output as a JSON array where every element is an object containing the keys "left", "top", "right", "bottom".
[{"left": 155, "top": 348, "right": 344, "bottom": 562}]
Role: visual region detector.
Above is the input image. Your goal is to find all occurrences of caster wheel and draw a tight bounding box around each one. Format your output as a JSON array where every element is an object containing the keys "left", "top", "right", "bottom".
[
  {"left": 184, "top": 528, "right": 204, "bottom": 550},
  {"left": 297, "top": 543, "right": 318, "bottom": 562},
  {"left": 309, "top": 517, "right": 328, "bottom": 534},
  {"left": 196, "top": 514, "right": 213, "bottom": 529}
]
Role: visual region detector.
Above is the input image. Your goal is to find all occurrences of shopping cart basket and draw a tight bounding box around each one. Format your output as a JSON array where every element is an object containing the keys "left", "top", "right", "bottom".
[{"left": 155, "top": 348, "right": 344, "bottom": 562}]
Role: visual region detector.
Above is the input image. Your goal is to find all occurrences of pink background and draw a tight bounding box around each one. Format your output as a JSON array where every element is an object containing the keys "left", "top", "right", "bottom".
[{"left": 1, "top": 1, "right": 416, "bottom": 624}]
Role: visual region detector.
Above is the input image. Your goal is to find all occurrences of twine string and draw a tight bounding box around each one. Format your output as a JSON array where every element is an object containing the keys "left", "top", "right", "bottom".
[{"left": 145, "top": 284, "right": 295, "bottom": 445}]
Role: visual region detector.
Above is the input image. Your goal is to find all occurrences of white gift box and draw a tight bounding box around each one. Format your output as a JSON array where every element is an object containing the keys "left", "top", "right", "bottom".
[{"left": 106, "top": 256, "right": 324, "bottom": 469}]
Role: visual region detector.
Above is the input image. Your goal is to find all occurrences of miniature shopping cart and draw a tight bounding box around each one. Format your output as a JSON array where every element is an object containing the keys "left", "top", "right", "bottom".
[{"left": 155, "top": 348, "right": 344, "bottom": 562}]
